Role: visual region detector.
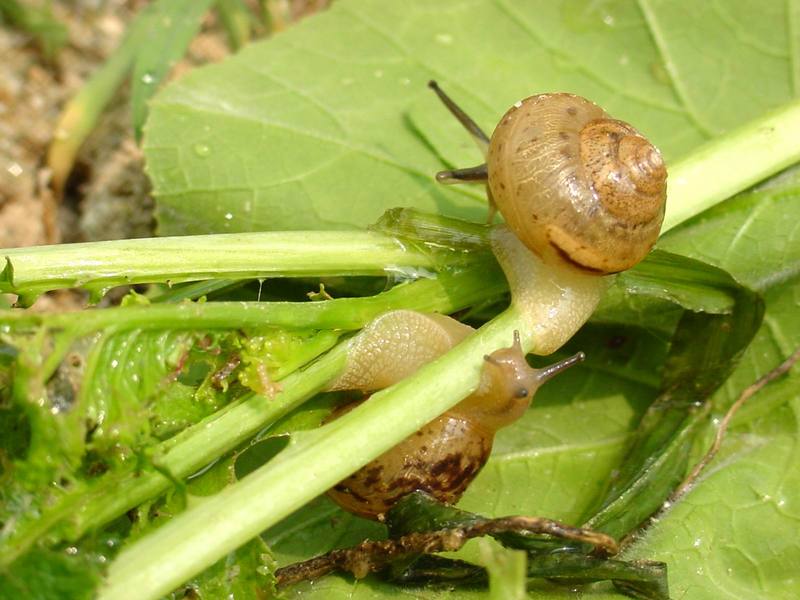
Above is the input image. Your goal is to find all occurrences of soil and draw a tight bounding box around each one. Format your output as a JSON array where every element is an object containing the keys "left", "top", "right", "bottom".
[
  {"left": 0, "top": 0, "right": 329, "bottom": 249},
  {"left": 0, "top": 0, "right": 328, "bottom": 310}
]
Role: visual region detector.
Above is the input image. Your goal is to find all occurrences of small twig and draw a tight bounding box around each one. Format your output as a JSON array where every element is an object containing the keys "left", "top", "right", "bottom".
[
  {"left": 669, "top": 346, "right": 800, "bottom": 503},
  {"left": 274, "top": 515, "right": 618, "bottom": 587}
]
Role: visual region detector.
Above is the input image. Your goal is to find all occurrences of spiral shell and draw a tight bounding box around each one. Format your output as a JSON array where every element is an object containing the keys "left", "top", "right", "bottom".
[
  {"left": 327, "top": 403, "right": 492, "bottom": 519},
  {"left": 487, "top": 93, "right": 667, "bottom": 274}
]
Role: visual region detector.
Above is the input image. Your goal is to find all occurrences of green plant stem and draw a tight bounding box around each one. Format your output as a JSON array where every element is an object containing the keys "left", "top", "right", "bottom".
[
  {"left": 663, "top": 97, "right": 800, "bottom": 231},
  {"left": 99, "top": 308, "right": 526, "bottom": 600},
  {"left": 9, "top": 96, "right": 799, "bottom": 301},
  {"left": 0, "top": 262, "right": 505, "bottom": 335},
  {"left": 0, "top": 231, "right": 444, "bottom": 300}
]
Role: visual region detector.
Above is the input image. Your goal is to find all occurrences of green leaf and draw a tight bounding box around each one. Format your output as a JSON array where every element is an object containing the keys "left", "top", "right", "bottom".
[
  {"left": 0, "top": 546, "right": 101, "bottom": 600},
  {"left": 143, "top": 0, "right": 800, "bottom": 235},
  {"left": 180, "top": 536, "right": 275, "bottom": 599},
  {"left": 608, "top": 176, "right": 800, "bottom": 600}
]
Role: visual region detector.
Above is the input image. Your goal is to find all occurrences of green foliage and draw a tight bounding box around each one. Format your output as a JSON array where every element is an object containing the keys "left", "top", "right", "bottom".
[
  {"left": 0, "top": 546, "right": 101, "bottom": 600},
  {"left": 143, "top": 0, "right": 800, "bottom": 235}
]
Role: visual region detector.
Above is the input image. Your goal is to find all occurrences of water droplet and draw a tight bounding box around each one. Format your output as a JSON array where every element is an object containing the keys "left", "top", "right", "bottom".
[
  {"left": 435, "top": 33, "right": 453, "bottom": 45},
  {"left": 7, "top": 162, "right": 23, "bottom": 177},
  {"left": 66, "top": 546, "right": 78, "bottom": 555},
  {"left": 110, "top": 359, "right": 119, "bottom": 368},
  {"left": 603, "top": 14, "right": 615, "bottom": 26},
  {"left": 693, "top": 538, "right": 702, "bottom": 548},
  {"left": 141, "top": 72, "right": 155, "bottom": 85},
  {"left": 193, "top": 143, "right": 211, "bottom": 157},
  {"left": 399, "top": 77, "right": 411, "bottom": 86},
  {"left": 224, "top": 212, "right": 233, "bottom": 220}
]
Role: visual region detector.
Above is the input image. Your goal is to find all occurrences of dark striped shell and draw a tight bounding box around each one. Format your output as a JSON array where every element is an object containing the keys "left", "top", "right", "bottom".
[
  {"left": 327, "top": 404, "right": 492, "bottom": 520},
  {"left": 487, "top": 93, "right": 666, "bottom": 274}
]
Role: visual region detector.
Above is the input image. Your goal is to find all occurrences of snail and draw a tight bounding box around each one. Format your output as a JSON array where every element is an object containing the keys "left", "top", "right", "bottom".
[
  {"left": 326, "top": 310, "right": 583, "bottom": 520},
  {"left": 323, "top": 85, "right": 667, "bottom": 519},
  {"left": 429, "top": 81, "right": 667, "bottom": 274}
]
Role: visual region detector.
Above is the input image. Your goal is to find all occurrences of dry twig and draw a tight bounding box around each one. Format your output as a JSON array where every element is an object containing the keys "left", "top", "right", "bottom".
[
  {"left": 669, "top": 346, "right": 800, "bottom": 503},
  {"left": 275, "top": 514, "right": 618, "bottom": 587}
]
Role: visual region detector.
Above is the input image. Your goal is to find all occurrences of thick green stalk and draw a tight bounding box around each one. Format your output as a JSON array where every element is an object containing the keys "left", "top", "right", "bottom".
[
  {"left": 663, "top": 97, "right": 800, "bottom": 231},
  {"left": 0, "top": 262, "right": 505, "bottom": 335},
  {"left": 0, "top": 231, "right": 441, "bottom": 299}
]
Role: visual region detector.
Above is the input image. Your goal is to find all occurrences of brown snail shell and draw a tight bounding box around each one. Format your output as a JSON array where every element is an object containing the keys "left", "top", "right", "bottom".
[
  {"left": 326, "top": 402, "right": 493, "bottom": 520},
  {"left": 487, "top": 93, "right": 667, "bottom": 274}
]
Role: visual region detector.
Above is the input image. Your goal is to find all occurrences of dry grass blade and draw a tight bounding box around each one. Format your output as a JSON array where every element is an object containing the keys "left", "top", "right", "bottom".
[{"left": 669, "top": 346, "right": 800, "bottom": 503}]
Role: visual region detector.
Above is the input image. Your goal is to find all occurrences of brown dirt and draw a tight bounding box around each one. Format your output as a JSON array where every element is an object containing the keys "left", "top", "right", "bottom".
[
  {"left": 0, "top": 0, "right": 330, "bottom": 251},
  {"left": 0, "top": 0, "right": 329, "bottom": 310}
]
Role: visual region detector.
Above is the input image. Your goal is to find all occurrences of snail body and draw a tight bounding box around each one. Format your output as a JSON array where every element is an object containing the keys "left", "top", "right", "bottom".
[{"left": 326, "top": 311, "right": 582, "bottom": 520}]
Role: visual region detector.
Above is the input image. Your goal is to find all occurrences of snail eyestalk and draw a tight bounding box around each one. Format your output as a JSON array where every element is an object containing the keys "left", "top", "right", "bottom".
[
  {"left": 537, "top": 351, "right": 586, "bottom": 383},
  {"left": 428, "top": 79, "right": 490, "bottom": 155},
  {"left": 435, "top": 163, "right": 489, "bottom": 184}
]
